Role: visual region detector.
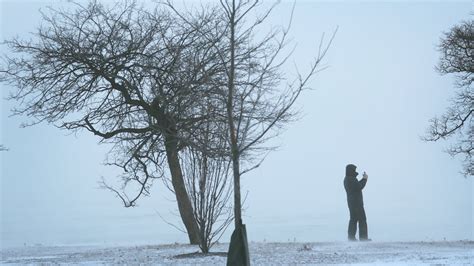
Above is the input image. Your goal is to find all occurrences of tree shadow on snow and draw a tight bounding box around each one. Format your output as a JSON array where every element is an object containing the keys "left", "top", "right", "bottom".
[{"left": 174, "top": 252, "right": 227, "bottom": 259}]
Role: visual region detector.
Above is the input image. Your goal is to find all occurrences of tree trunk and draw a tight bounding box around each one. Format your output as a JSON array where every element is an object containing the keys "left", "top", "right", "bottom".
[
  {"left": 231, "top": 151, "right": 242, "bottom": 228},
  {"left": 227, "top": 0, "right": 242, "bottom": 229},
  {"left": 164, "top": 134, "right": 201, "bottom": 245}
]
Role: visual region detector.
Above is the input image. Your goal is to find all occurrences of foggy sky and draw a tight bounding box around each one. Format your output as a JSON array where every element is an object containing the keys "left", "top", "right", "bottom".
[{"left": 1, "top": 0, "right": 472, "bottom": 248}]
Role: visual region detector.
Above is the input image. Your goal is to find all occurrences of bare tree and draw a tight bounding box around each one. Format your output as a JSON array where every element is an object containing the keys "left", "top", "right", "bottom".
[
  {"left": 216, "top": 0, "right": 334, "bottom": 229},
  {"left": 181, "top": 144, "right": 233, "bottom": 253},
  {"left": 0, "top": 0, "right": 227, "bottom": 244},
  {"left": 168, "top": 1, "right": 334, "bottom": 262},
  {"left": 424, "top": 19, "right": 473, "bottom": 176},
  {"left": 177, "top": 93, "right": 233, "bottom": 253}
]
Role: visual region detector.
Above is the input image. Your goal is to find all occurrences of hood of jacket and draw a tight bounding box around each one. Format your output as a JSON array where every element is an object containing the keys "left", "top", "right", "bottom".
[{"left": 346, "top": 164, "right": 359, "bottom": 177}]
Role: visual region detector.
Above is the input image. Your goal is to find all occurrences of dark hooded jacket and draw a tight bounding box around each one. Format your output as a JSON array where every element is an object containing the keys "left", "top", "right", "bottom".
[{"left": 344, "top": 164, "right": 367, "bottom": 207}]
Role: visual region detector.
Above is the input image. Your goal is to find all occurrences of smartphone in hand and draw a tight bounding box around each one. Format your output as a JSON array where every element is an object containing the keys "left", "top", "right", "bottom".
[{"left": 363, "top": 172, "right": 368, "bottom": 179}]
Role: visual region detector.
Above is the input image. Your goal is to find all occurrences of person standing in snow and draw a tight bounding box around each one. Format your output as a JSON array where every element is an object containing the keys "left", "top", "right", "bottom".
[{"left": 343, "top": 164, "right": 370, "bottom": 241}]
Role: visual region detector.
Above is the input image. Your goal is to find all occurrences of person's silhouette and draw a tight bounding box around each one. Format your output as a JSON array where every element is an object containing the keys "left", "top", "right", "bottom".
[{"left": 343, "top": 164, "right": 370, "bottom": 241}]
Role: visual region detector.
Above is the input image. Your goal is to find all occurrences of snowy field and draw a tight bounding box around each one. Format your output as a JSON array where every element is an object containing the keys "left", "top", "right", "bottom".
[{"left": 1, "top": 241, "right": 472, "bottom": 265}]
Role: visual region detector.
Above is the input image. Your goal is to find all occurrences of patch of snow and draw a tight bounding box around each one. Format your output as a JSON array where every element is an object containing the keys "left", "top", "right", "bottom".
[{"left": 1, "top": 241, "right": 472, "bottom": 265}]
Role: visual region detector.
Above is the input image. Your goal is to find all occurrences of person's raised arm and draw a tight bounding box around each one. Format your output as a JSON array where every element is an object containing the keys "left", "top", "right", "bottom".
[{"left": 359, "top": 172, "right": 368, "bottom": 189}]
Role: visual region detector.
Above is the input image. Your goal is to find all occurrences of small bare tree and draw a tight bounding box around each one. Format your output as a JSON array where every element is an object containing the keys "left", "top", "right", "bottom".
[
  {"left": 180, "top": 96, "right": 233, "bottom": 253},
  {"left": 181, "top": 146, "right": 233, "bottom": 253},
  {"left": 424, "top": 19, "right": 473, "bottom": 176},
  {"left": 148, "top": 94, "right": 233, "bottom": 253}
]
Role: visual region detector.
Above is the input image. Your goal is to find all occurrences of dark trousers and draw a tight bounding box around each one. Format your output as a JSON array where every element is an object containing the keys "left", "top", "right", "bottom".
[{"left": 348, "top": 205, "right": 368, "bottom": 240}]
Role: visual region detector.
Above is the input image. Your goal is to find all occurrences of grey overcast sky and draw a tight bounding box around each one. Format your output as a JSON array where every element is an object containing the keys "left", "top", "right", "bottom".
[{"left": 1, "top": 0, "right": 473, "bottom": 248}]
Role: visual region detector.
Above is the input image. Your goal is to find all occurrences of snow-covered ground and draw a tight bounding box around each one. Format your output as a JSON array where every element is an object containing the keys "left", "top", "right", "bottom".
[{"left": 1, "top": 241, "right": 473, "bottom": 265}]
